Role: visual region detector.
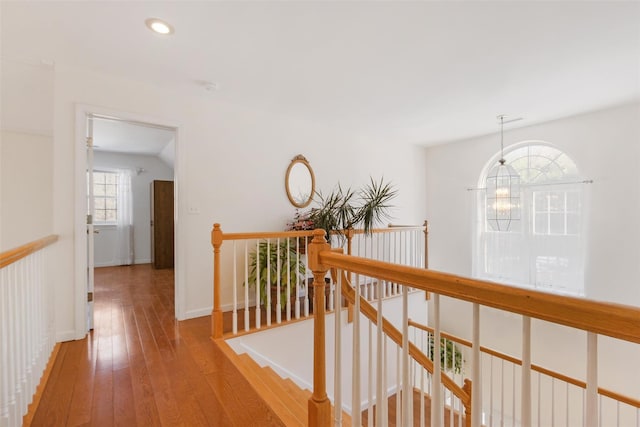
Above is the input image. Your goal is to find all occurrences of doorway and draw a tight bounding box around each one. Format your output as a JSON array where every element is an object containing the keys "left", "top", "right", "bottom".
[{"left": 75, "top": 105, "right": 183, "bottom": 338}]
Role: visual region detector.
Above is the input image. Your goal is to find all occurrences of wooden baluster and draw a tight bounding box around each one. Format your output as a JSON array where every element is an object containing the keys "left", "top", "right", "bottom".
[
  {"left": 376, "top": 279, "right": 384, "bottom": 427},
  {"left": 276, "top": 239, "right": 281, "bottom": 324},
  {"left": 334, "top": 269, "right": 343, "bottom": 426},
  {"left": 232, "top": 241, "right": 237, "bottom": 335},
  {"left": 295, "top": 238, "right": 301, "bottom": 319},
  {"left": 401, "top": 284, "right": 411, "bottom": 425},
  {"left": 255, "top": 240, "right": 261, "bottom": 329},
  {"left": 471, "top": 303, "right": 481, "bottom": 427},
  {"left": 308, "top": 229, "right": 331, "bottom": 427},
  {"left": 522, "top": 315, "right": 532, "bottom": 427},
  {"left": 286, "top": 239, "right": 291, "bottom": 322},
  {"left": 353, "top": 273, "right": 362, "bottom": 427},
  {"left": 424, "top": 220, "right": 430, "bottom": 300},
  {"left": 431, "top": 293, "right": 442, "bottom": 426},
  {"left": 244, "top": 242, "right": 250, "bottom": 332},
  {"left": 586, "top": 332, "right": 598, "bottom": 427},
  {"left": 211, "top": 224, "right": 224, "bottom": 339},
  {"left": 266, "top": 240, "right": 271, "bottom": 326}
]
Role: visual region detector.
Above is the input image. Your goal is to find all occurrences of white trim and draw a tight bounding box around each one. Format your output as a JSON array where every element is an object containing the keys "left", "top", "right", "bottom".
[
  {"left": 74, "top": 104, "right": 185, "bottom": 339},
  {"left": 183, "top": 307, "right": 212, "bottom": 319},
  {"left": 55, "top": 330, "right": 78, "bottom": 343},
  {"left": 134, "top": 258, "right": 151, "bottom": 265}
]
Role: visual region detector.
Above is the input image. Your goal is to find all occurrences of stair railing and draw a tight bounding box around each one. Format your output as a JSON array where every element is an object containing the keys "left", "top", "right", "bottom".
[
  {"left": 337, "top": 267, "right": 472, "bottom": 427},
  {"left": 0, "top": 235, "right": 58, "bottom": 427},
  {"left": 307, "top": 229, "right": 640, "bottom": 427},
  {"left": 210, "top": 222, "right": 428, "bottom": 338},
  {"left": 408, "top": 319, "right": 640, "bottom": 427}
]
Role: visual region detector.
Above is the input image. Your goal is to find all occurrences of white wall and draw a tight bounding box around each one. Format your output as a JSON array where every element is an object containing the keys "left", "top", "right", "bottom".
[
  {"left": 424, "top": 103, "right": 640, "bottom": 400},
  {"left": 0, "top": 59, "right": 54, "bottom": 251},
  {"left": 50, "top": 65, "right": 427, "bottom": 339},
  {"left": 92, "top": 151, "right": 174, "bottom": 266},
  {"left": 227, "top": 292, "right": 428, "bottom": 413}
]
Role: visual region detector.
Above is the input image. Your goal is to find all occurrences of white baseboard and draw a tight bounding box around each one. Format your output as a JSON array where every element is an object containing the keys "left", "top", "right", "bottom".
[
  {"left": 183, "top": 307, "right": 212, "bottom": 319},
  {"left": 134, "top": 258, "right": 151, "bottom": 264},
  {"left": 182, "top": 301, "right": 258, "bottom": 320}
]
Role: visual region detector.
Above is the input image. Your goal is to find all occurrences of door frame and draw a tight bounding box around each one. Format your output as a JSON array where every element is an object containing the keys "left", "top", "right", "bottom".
[{"left": 74, "top": 104, "right": 185, "bottom": 339}]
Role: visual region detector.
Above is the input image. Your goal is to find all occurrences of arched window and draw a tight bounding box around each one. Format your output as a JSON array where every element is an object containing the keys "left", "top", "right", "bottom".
[{"left": 474, "top": 143, "right": 585, "bottom": 295}]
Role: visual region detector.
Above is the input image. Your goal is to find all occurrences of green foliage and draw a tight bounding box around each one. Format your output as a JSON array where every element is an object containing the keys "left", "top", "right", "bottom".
[
  {"left": 427, "top": 336, "right": 464, "bottom": 374},
  {"left": 308, "top": 177, "right": 397, "bottom": 241},
  {"left": 245, "top": 240, "right": 306, "bottom": 307}
]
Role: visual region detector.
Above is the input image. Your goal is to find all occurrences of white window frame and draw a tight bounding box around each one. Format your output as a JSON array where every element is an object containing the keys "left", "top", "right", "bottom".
[
  {"left": 473, "top": 142, "right": 586, "bottom": 296},
  {"left": 88, "top": 169, "right": 119, "bottom": 225}
]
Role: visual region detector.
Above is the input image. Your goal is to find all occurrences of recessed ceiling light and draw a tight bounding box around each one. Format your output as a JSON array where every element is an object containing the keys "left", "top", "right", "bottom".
[{"left": 145, "top": 18, "right": 174, "bottom": 35}]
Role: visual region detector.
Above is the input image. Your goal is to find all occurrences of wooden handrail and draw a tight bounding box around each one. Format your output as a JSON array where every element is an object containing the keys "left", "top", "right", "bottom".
[
  {"left": 0, "top": 235, "right": 58, "bottom": 269},
  {"left": 408, "top": 319, "right": 640, "bottom": 409},
  {"left": 318, "top": 251, "right": 640, "bottom": 344},
  {"left": 218, "top": 224, "right": 426, "bottom": 242},
  {"left": 340, "top": 272, "right": 470, "bottom": 406},
  {"left": 220, "top": 229, "right": 316, "bottom": 241}
]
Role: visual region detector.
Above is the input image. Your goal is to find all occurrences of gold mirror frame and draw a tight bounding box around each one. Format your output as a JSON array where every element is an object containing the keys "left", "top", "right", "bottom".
[{"left": 285, "top": 155, "right": 315, "bottom": 208}]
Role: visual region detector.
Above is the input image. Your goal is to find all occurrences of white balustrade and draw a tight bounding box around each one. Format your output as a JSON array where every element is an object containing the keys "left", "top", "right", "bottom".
[{"left": 1, "top": 239, "right": 56, "bottom": 427}]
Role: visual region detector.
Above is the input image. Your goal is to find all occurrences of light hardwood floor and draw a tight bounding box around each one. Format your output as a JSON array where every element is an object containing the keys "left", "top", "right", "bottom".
[{"left": 30, "top": 264, "right": 285, "bottom": 426}]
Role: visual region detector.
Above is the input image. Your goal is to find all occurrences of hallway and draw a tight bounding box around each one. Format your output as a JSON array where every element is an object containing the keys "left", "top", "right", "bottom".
[{"left": 30, "top": 264, "right": 284, "bottom": 426}]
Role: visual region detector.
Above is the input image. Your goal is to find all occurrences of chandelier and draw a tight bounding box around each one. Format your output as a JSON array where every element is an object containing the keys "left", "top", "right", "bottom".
[{"left": 486, "top": 115, "right": 520, "bottom": 231}]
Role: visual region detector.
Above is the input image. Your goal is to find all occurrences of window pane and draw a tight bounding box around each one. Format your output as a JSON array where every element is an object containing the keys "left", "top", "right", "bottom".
[
  {"left": 94, "top": 197, "right": 105, "bottom": 210},
  {"left": 105, "top": 209, "right": 117, "bottom": 222},
  {"left": 534, "top": 192, "right": 547, "bottom": 212},
  {"left": 94, "top": 172, "right": 105, "bottom": 184},
  {"left": 548, "top": 192, "right": 564, "bottom": 212},
  {"left": 94, "top": 210, "right": 106, "bottom": 222},
  {"left": 94, "top": 183, "right": 105, "bottom": 196},
  {"left": 105, "top": 198, "right": 117, "bottom": 209},
  {"left": 566, "top": 192, "right": 580, "bottom": 212},
  {"left": 105, "top": 173, "right": 116, "bottom": 184},
  {"left": 105, "top": 184, "right": 117, "bottom": 197},
  {"left": 535, "top": 213, "right": 548, "bottom": 234},
  {"left": 480, "top": 143, "right": 584, "bottom": 296},
  {"left": 549, "top": 213, "right": 564, "bottom": 235}
]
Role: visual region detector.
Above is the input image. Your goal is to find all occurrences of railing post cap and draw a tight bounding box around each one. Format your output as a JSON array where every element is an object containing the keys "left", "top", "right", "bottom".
[{"left": 312, "top": 228, "right": 327, "bottom": 241}]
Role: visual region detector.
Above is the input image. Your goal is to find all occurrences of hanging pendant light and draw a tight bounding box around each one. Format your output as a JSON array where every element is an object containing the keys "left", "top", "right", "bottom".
[{"left": 486, "top": 115, "right": 520, "bottom": 231}]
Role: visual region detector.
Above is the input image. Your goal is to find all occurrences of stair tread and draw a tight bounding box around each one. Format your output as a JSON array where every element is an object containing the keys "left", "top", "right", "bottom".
[
  {"left": 237, "top": 354, "right": 308, "bottom": 425},
  {"left": 217, "top": 344, "right": 305, "bottom": 426}
]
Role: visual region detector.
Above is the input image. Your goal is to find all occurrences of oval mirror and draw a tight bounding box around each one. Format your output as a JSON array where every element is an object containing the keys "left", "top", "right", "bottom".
[{"left": 285, "top": 155, "right": 315, "bottom": 208}]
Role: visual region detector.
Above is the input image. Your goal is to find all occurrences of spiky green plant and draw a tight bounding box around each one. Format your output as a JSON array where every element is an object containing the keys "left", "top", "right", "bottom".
[{"left": 307, "top": 177, "right": 397, "bottom": 242}]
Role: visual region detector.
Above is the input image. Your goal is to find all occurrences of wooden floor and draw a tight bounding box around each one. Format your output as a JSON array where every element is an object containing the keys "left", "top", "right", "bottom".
[{"left": 31, "top": 264, "right": 285, "bottom": 427}]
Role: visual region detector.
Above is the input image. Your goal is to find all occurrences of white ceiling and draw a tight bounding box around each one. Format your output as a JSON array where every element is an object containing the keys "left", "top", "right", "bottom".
[
  {"left": 2, "top": 1, "right": 639, "bottom": 146},
  {"left": 92, "top": 118, "right": 174, "bottom": 156}
]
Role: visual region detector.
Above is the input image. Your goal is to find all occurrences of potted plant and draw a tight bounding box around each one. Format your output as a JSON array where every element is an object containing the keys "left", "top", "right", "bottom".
[
  {"left": 246, "top": 240, "right": 306, "bottom": 310},
  {"left": 428, "top": 336, "right": 464, "bottom": 374},
  {"left": 307, "top": 177, "right": 397, "bottom": 243},
  {"left": 285, "top": 209, "right": 315, "bottom": 254}
]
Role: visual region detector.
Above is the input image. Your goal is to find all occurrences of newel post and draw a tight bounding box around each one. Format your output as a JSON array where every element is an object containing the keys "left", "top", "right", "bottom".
[
  {"left": 308, "top": 228, "right": 332, "bottom": 427},
  {"left": 211, "top": 223, "right": 224, "bottom": 339},
  {"left": 345, "top": 227, "right": 355, "bottom": 255},
  {"left": 463, "top": 379, "right": 472, "bottom": 427}
]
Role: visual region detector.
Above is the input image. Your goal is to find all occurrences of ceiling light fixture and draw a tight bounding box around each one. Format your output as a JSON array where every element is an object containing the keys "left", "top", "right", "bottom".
[
  {"left": 145, "top": 18, "right": 174, "bottom": 35},
  {"left": 485, "top": 115, "right": 521, "bottom": 232}
]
